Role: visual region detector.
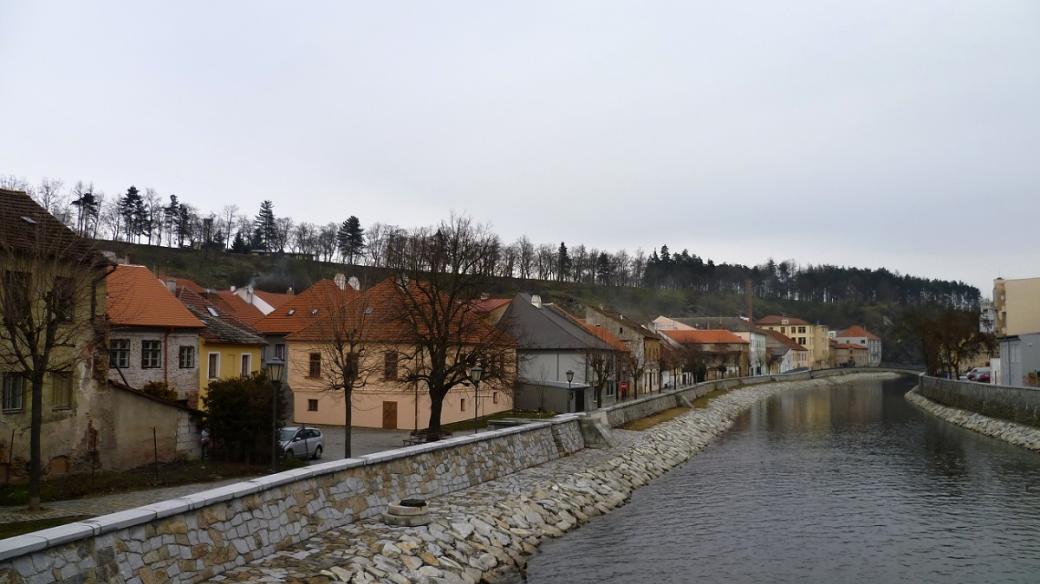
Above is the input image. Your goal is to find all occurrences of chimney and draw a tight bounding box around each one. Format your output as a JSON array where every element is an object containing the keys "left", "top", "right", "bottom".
[
  {"left": 334, "top": 273, "right": 347, "bottom": 290},
  {"left": 531, "top": 295, "right": 542, "bottom": 308},
  {"left": 230, "top": 285, "right": 236, "bottom": 293},
  {"left": 165, "top": 279, "right": 177, "bottom": 294},
  {"left": 246, "top": 285, "right": 254, "bottom": 301},
  {"left": 287, "top": 286, "right": 295, "bottom": 296},
  {"left": 348, "top": 276, "right": 360, "bottom": 291},
  {"left": 480, "top": 292, "right": 490, "bottom": 300}
]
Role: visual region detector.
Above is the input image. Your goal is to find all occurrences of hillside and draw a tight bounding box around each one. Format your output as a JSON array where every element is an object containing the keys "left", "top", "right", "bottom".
[{"left": 98, "top": 241, "right": 926, "bottom": 364}]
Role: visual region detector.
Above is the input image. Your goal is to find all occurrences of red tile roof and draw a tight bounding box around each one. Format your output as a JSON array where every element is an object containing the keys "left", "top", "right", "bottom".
[
  {"left": 107, "top": 265, "right": 203, "bottom": 329},
  {"left": 837, "top": 325, "right": 880, "bottom": 340},
  {"left": 661, "top": 329, "right": 749, "bottom": 345},
  {"left": 475, "top": 298, "right": 512, "bottom": 313},
  {"left": 764, "top": 329, "right": 808, "bottom": 351},
  {"left": 255, "top": 290, "right": 291, "bottom": 309},
  {"left": 549, "top": 306, "right": 630, "bottom": 353},
  {"left": 756, "top": 315, "right": 810, "bottom": 326},
  {"left": 255, "top": 279, "right": 359, "bottom": 335},
  {"left": 214, "top": 291, "right": 265, "bottom": 326}
]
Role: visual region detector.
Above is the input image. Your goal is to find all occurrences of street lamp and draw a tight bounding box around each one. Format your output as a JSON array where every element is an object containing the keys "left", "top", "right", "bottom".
[
  {"left": 469, "top": 365, "right": 483, "bottom": 435},
  {"left": 565, "top": 370, "right": 575, "bottom": 411},
  {"left": 264, "top": 362, "right": 285, "bottom": 473}
]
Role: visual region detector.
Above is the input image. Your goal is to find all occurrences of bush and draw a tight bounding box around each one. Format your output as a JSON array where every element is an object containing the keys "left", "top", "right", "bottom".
[
  {"left": 140, "top": 381, "right": 177, "bottom": 401},
  {"left": 203, "top": 373, "right": 287, "bottom": 464}
]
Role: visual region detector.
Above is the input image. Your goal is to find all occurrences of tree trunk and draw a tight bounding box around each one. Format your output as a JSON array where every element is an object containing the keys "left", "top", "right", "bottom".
[
  {"left": 344, "top": 389, "right": 352, "bottom": 458},
  {"left": 426, "top": 392, "right": 445, "bottom": 442},
  {"left": 28, "top": 372, "right": 44, "bottom": 511}
]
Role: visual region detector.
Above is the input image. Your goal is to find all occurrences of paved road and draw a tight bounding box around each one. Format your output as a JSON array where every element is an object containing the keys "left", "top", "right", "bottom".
[{"left": 296, "top": 425, "right": 414, "bottom": 463}]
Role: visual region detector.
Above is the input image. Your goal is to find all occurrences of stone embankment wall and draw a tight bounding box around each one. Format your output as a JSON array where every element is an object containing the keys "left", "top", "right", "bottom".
[
  {"left": 0, "top": 369, "right": 903, "bottom": 583},
  {"left": 917, "top": 376, "right": 1040, "bottom": 428},
  {"left": 907, "top": 387, "right": 1040, "bottom": 452}
]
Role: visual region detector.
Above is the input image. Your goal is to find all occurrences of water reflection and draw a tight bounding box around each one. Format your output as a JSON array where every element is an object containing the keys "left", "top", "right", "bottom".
[{"left": 526, "top": 377, "right": 1040, "bottom": 584}]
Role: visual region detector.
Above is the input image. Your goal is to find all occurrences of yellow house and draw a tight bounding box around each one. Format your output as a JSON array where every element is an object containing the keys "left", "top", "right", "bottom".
[
  {"left": 756, "top": 315, "right": 829, "bottom": 369},
  {"left": 174, "top": 285, "right": 265, "bottom": 408}
]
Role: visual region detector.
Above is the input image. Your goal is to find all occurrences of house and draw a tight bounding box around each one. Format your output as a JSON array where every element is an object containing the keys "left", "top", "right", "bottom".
[
  {"left": 993, "top": 276, "right": 1040, "bottom": 337},
  {"left": 501, "top": 294, "right": 625, "bottom": 411},
  {"left": 654, "top": 316, "right": 768, "bottom": 376},
  {"left": 659, "top": 329, "right": 749, "bottom": 380},
  {"left": 762, "top": 329, "right": 808, "bottom": 373},
  {"left": 173, "top": 283, "right": 266, "bottom": 407},
  {"left": 998, "top": 334, "right": 1040, "bottom": 387},
  {"left": 0, "top": 189, "right": 200, "bottom": 481},
  {"left": 585, "top": 306, "right": 662, "bottom": 396},
  {"left": 284, "top": 278, "right": 516, "bottom": 430},
  {"left": 833, "top": 325, "right": 882, "bottom": 366},
  {"left": 756, "top": 315, "right": 830, "bottom": 368},
  {"left": 232, "top": 284, "right": 294, "bottom": 316},
  {"left": 831, "top": 340, "right": 870, "bottom": 367},
  {"left": 105, "top": 265, "right": 205, "bottom": 405}
]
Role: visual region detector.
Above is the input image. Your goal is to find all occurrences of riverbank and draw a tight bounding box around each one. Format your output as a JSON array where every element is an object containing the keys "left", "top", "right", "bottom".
[
  {"left": 214, "top": 372, "right": 901, "bottom": 583},
  {"left": 906, "top": 387, "right": 1040, "bottom": 453}
]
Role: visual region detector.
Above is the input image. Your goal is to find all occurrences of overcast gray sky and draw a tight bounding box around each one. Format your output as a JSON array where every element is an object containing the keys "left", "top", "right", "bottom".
[{"left": 2, "top": 1, "right": 1037, "bottom": 294}]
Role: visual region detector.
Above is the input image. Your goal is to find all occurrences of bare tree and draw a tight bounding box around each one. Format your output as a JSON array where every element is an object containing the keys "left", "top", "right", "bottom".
[
  {"left": 221, "top": 204, "right": 239, "bottom": 250},
  {"left": 387, "top": 216, "right": 516, "bottom": 440},
  {"left": 0, "top": 190, "right": 111, "bottom": 509},
  {"left": 516, "top": 236, "right": 534, "bottom": 280}
]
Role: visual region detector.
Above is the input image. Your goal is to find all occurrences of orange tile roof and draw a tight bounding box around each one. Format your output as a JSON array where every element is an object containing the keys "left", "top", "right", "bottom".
[
  {"left": 475, "top": 298, "right": 512, "bottom": 313},
  {"left": 756, "top": 315, "right": 810, "bottom": 326},
  {"left": 213, "top": 291, "right": 265, "bottom": 326},
  {"left": 661, "top": 329, "right": 749, "bottom": 345},
  {"left": 255, "top": 279, "right": 359, "bottom": 335},
  {"left": 764, "top": 329, "right": 808, "bottom": 351},
  {"left": 548, "top": 306, "right": 630, "bottom": 353},
  {"left": 107, "top": 265, "right": 204, "bottom": 329},
  {"left": 837, "top": 325, "right": 880, "bottom": 340},
  {"left": 255, "top": 290, "right": 291, "bottom": 309}
]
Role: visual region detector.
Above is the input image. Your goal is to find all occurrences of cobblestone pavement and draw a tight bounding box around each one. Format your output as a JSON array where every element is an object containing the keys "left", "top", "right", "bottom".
[{"left": 0, "top": 477, "right": 247, "bottom": 524}]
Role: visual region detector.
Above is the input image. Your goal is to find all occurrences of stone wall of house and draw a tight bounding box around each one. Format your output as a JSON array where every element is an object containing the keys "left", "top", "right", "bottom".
[
  {"left": 918, "top": 375, "right": 1040, "bottom": 427},
  {"left": 0, "top": 418, "right": 584, "bottom": 583},
  {"left": 108, "top": 330, "right": 200, "bottom": 399}
]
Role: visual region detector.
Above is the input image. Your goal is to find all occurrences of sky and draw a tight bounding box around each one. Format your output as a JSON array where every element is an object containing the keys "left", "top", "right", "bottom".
[{"left": 2, "top": 1, "right": 1038, "bottom": 295}]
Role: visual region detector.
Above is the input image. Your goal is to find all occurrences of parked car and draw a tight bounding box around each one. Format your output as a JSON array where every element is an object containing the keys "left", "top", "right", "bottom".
[
  {"left": 278, "top": 426, "right": 324, "bottom": 459},
  {"left": 967, "top": 367, "right": 991, "bottom": 382}
]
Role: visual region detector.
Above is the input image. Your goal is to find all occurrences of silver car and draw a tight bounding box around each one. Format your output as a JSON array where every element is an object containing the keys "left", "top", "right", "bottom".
[{"left": 279, "top": 426, "right": 324, "bottom": 460}]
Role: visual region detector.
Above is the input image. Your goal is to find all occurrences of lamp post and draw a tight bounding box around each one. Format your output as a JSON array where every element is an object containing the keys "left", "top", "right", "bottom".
[
  {"left": 264, "top": 362, "right": 285, "bottom": 473},
  {"left": 566, "top": 370, "right": 575, "bottom": 411},
  {"left": 469, "top": 365, "right": 483, "bottom": 435}
]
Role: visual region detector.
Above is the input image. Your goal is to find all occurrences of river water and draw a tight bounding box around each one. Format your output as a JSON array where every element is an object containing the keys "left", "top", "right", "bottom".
[{"left": 525, "top": 376, "right": 1040, "bottom": 584}]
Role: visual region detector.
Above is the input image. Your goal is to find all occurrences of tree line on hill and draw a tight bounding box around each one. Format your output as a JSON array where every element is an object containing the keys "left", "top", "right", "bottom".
[{"left": 2, "top": 174, "right": 979, "bottom": 310}]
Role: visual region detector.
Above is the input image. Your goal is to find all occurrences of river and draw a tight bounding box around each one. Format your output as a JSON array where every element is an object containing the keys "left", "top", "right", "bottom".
[{"left": 525, "top": 376, "right": 1040, "bottom": 583}]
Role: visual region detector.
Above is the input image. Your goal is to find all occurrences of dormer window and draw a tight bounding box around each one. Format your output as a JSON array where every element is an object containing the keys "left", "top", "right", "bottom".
[
  {"left": 287, "top": 308, "right": 296, "bottom": 316},
  {"left": 310, "top": 308, "right": 319, "bottom": 316},
  {"left": 206, "top": 307, "right": 219, "bottom": 317}
]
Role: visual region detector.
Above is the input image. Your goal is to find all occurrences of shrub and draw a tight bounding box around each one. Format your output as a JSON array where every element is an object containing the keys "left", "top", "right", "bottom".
[
  {"left": 203, "top": 373, "right": 287, "bottom": 464},
  {"left": 140, "top": 381, "right": 177, "bottom": 401}
]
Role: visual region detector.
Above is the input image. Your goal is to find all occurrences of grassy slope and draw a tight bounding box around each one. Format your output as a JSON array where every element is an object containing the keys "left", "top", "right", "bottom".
[{"left": 99, "top": 241, "right": 914, "bottom": 362}]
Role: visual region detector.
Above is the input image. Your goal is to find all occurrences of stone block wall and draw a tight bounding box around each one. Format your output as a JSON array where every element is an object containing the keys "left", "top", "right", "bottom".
[
  {"left": 0, "top": 418, "right": 584, "bottom": 584},
  {"left": 918, "top": 376, "right": 1040, "bottom": 427}
]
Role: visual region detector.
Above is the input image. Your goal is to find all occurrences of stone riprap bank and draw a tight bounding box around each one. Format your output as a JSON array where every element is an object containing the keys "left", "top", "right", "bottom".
[
  {"left": 212, "top": 372, "right": 901, "bottom": 584},
  {"left": 907, "top": 387, "right": 1040, "bottom": 453},
  {"left": 0, "top": 371, "right": 900, "bottom": 583}
]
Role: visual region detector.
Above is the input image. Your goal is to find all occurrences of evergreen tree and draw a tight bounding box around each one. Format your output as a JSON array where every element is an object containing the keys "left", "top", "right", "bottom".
[
  {"left": 164, "top": 195, "right": 181, "bottom": 246},
  {"left": 254, "top": 200, "right": 277, "bottom": 251},
  {"left": 70, "top": 182, "right": 100, "bottom": 236},
  {"left": 230, "top": 231, "right": 250, "bottom": 254},
  {"left": 556, "top": 242, "right": 571, "bottom": 282},
  {"left": 595, "top": 252, "right": 612, "bottom": 285},
  {"left": 336, "top": 216, "right": 365, "bottom": 264},
  {"left": 118, "top": 186, "right": 143, "bottom": 241}
]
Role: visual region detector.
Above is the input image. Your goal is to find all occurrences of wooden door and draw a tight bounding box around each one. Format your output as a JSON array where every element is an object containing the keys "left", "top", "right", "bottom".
[{"left": 381, "top": 401, "right": 398, "bottom": 430}]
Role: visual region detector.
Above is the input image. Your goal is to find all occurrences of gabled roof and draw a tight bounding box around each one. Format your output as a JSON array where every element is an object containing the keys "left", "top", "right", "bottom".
[
  {"left": 255, "top": 279, "right": 359, "bottom": 335},
  {"left": 502, "top": 294, "right": 615, "bottom": 351},
  {"left": 214, "top": 290, "right": 265, "bottom": 326},
  {"left": 836, "top": 325, "right": 880, "bottom": 340},
  {"left": 587, "top": 306, "right": 658, "bottom": 338},
  {"left": 763, "top": 329, "right": 808, "bottom": 351},
  {"left": 475, "top": 297, "right": 512, "bottom": 313},
  {"left": 549, "top": 307, "right": 629, "bottom": 353},
  {"left": 0, "top": 189, "right": 107, "bottom": 266},
  {"left": 661, "top": 329, "right": 749, "bottom": 345},
  {"left": 174, "top": 285, "right": 265, "bottom": 346},
  {"left": 756, "top": 315, "right": 810, "bottom": 326},
  {"left": 107, "top": 265, "right": 204, "bottom": 329},
  {"left": 255, "top": 290, "right": 291, "bottom": 309}
]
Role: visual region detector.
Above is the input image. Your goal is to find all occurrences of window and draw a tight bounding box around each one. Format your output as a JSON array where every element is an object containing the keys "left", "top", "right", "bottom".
[
  {"left": 51, "top": 372, "right": 73, "bottom": 409},
  {"left": 492, "top": 391, "right": 499, "bottom": 405},
  {"left": 179, "top": 346, "right": 195, "bottom": 369},
  {"left": 109, "top": 339, "right": 130, "bottom": 369},
  {"left": 308, "top": 353, "right": 321, "bottom": 378},
  {"left": 206, "top": 307, "right": 219, "bottom": 317},
  {"left": 460, "top": 398, "right": 466, "bottom": 412},
  {"left": 51, "top": 277, "right": 75, "bottom": 321},
  {"left": 384, "top": 351, "right": 398, "bottom": 380},
  {"left": 798, "top": 337, "right": 806, "bottom": 345},
  {"left": 274, "top": 344, "right": 286, "bottom": 361},
  {"left": 780, "top": 327, "right": 786, "bottom": 334},
  {"left": 1, "top": 271, "right": 30, "bottom": 323},
  {"left": 307, "top": 399, "right": 318, "bottom": 411},
  {"left": 799, "top": 326, "right": 806, "bottom": 334},
  {"left": 141, "top": 340, "right": 162, "bottom": 369},
  {"left": 346, "top": 352, "right": 359, "bottom": 378},
  {"left": 241, "top": 354, "right": 251, "bottom": 376},
  {"left": 2, "top": 374, "right": 25, "bottom": 412},
  {"left": 208, "top": 353, "right": 220, "bottom": 379}
]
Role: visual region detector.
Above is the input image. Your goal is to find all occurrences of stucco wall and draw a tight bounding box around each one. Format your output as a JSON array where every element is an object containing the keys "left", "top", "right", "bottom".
[
  {"left": 102, "top": 386, "right": 202, "bottom": 469},
  {"left": 917, "top": 375, "right": 1040, "bottom": 427},
  {"left": 198, "top": 341, "right": 263, "bottom": 407},
  {"left": 0, "top": 416, "right": 583, "bottom": 583}
]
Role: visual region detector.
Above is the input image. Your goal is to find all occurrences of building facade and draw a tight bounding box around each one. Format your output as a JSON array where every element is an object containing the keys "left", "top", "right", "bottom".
[
  {"left": 833, "top": 325, "right": 882, "bottom": 367},
  {"left": 993, "top": 277, "right": 1040, "bottom": 337}
]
